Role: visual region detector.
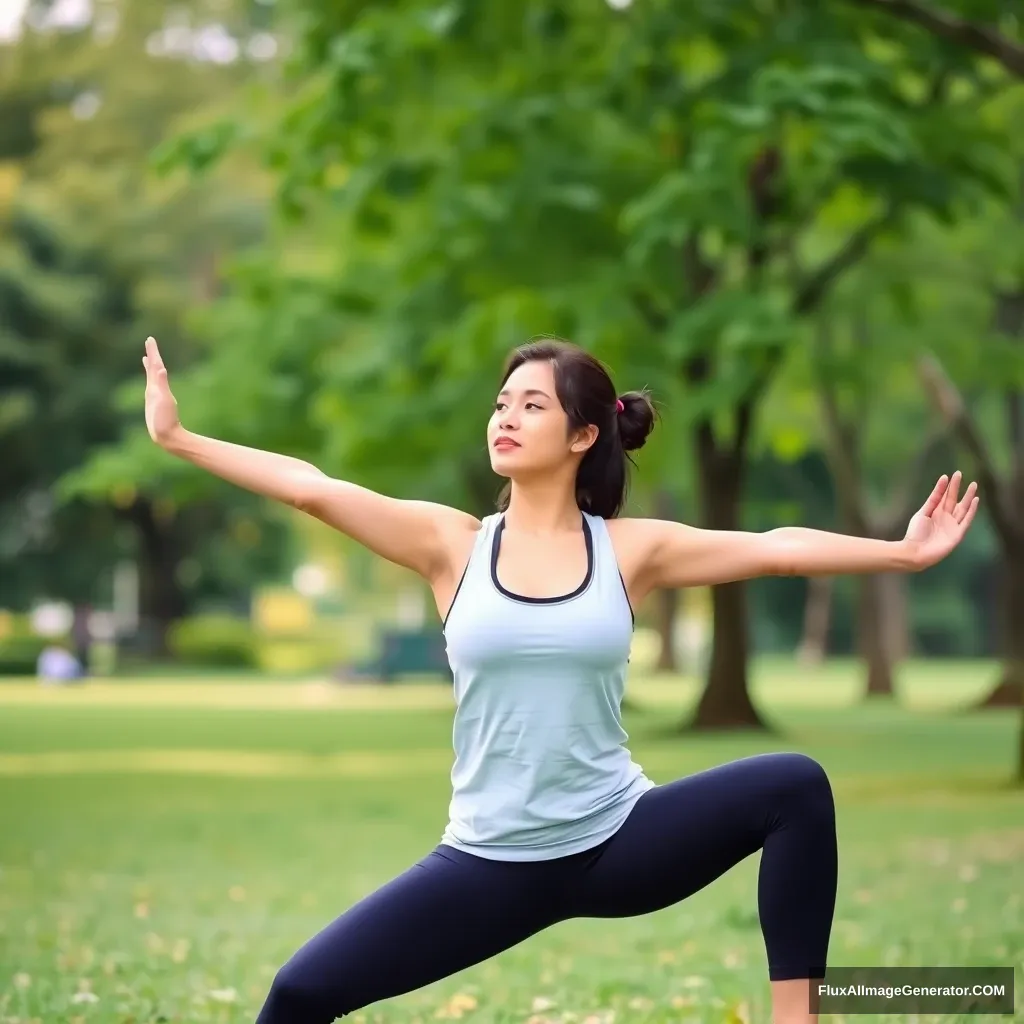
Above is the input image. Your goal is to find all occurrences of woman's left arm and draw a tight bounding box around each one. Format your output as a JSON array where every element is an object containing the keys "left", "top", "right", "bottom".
[{"left": 630, "top": 471, "right": 979, "bottom": 591}]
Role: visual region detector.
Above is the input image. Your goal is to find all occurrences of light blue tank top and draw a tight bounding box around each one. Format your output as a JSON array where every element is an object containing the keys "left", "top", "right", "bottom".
[{"left": 440, "top": 510, "right": 655, "bottom": 861}]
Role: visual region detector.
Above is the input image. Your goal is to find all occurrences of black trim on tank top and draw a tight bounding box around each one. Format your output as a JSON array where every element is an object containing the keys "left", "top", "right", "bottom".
[
  {"left": 617, "top": 570, "right": 636, "bottom": 626},
  {"left": 490, "top": 514, "right": 594, "bottom": 605},
  {"left": 441, "top": 559, "right": 470, "bottom": 630}
]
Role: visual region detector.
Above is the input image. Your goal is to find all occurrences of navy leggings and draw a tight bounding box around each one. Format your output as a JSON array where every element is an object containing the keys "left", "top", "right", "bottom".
[{"left": 256, "top": 752, "right": 838, "bottom": 1023}]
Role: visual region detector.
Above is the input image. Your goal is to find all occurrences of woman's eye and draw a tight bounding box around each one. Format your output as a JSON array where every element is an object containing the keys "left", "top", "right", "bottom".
[{"left": 525, "top": 402, "right": 540, "bottom": 410}]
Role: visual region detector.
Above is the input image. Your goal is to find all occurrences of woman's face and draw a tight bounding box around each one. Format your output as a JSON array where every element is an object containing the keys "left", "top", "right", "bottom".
[{"left": 487, "top": 360, "right": 595, "bottom": 479}]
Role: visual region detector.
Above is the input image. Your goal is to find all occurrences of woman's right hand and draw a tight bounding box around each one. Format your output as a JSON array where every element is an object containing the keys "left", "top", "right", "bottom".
[{"left": 142, "top": 336, "right": 182, "bottom": 448}]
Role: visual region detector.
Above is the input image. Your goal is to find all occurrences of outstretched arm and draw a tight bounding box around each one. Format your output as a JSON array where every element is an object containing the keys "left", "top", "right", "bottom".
[
  {"left": 143, "top": 337, "right": 479, "bottom": 582},
  {"left": 631, "top": 472, "right": 979, "bottom": 591}
]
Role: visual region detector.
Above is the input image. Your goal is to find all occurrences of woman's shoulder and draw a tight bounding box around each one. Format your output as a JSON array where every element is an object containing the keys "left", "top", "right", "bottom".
[{"left": 603, "top": 515, "right": 668, "bottom": 566}]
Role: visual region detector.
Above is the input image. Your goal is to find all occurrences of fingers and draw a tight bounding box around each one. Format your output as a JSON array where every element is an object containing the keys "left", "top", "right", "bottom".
[
  {"left": 959, "top": 495, "right": 980, "bottom": 533},
  {"left": 142, "top": 338, "right": 169, "bottom": 387},
  {"left": 145, "top": 336, "right": 164, "bottom": 369},
  {"left": 954, "top": 479, "right": 978, "bottom": 522},
  {"left": 919, "top": 475, "right": 948, "bottom": 517},
  {"left": 942, "top": 470, "right": 962, "bottom": 513}
]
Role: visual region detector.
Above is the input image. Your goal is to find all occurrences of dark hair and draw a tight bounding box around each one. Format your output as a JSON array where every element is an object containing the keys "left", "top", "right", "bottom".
[{"left": 495, "top": 338, "right": 657, "bottom": 519}]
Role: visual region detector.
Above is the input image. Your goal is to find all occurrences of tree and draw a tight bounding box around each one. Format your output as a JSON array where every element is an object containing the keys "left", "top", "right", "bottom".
[
  {"left": 157, "top": 1, "right": 1013, "bottom": 724},
  {"left": 914, "top": 180, "right": 1024, "bottom": 776},
  {"left": 810, "top": 304, "right": 950, "bottom": 695},
  {"left": 879, "top": 82, "right": 1024, "bottom": 776},
  {"left": 1, "top": 0, "right": 291, "bottom": 647}
]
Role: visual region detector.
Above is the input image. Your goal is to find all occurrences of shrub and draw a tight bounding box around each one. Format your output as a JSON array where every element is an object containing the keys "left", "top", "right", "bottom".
[
  {"left": 167, "top": 615, "right": 257, "bottom": 668},
  {"left": 0, "top": 634, "right": 52, "bottom": 676}
]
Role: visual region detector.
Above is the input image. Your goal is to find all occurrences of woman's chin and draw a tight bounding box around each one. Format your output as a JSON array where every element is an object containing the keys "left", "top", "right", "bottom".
[{"left": 488, "top": 449, "right": 522, "bottom": 475}]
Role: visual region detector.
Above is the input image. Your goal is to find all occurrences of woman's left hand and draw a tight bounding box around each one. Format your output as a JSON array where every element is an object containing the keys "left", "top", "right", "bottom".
[{"left": 902, "top": 471, "right": 980, "bottom": 570}]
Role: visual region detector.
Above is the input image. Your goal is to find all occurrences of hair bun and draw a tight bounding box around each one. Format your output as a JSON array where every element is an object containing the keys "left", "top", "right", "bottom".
[{"left": 617, "top": 390, "right": 656, "bottom": 452}]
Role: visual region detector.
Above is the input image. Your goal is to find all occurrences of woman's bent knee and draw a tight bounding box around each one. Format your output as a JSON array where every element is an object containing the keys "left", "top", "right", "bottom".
[
  {"left": 257, "top": 962, "right": 341, "bottom": 1024},
  {"left": 768, "top": 752, "right": 835, "bottom": 818}
]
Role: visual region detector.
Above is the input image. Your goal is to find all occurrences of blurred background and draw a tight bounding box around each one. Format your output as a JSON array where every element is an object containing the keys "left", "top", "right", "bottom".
[
  {"left": 3, "top": 0, "right": 1022, "bottom": 739},
  {"left": 1, "top": 2, "right": 1022, "bottom": 1021}
]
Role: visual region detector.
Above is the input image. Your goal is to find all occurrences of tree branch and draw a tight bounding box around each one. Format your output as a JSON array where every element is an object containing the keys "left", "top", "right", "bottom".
[
  {"left": 1008, "top": 390, "right": 1024, "bottom": 491},
  {"left": 794, "top": 210, "right": 896, "bottom": 316},
  {"left": 813, "top": 321, "right": 870, "bottom": 533},
  {"left": 631, "top": 290, "right": 668, "bottom": 333},
  {"left": 874, "top": 427, "right": 949, "bottom": 538},
  {"left": 848, "top": 0, "right": 1024, "bottom": 78},
  {"left": 917, "top": 351, "right": 1021, "bottom": 546}
]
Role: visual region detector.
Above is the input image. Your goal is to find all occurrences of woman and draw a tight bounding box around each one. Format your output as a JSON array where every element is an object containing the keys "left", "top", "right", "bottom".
[{"left": 142, "top": 335, "right": 977, "bottom": 1024}]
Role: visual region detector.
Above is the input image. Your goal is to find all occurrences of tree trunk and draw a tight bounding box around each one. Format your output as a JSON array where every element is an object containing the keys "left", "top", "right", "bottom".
[
  {"left": 129, "top": 497, "right": 186, "bottom": 657},
  {"left": 689, "top": 417, "right": 769, "bottom": 730},
  {"left": 797, "top": 575, "right": 832, "bottom": 665},
  {"left": 1016, "top": 705, "right": 1024, "bottom": 785},
  {"left": 979, "top": 550, "right": 1024, "bottom": 709},
  {"left": 883, "top": 572, "right": 911, "bottom": 660},
  {"left": 857, "top": 575, "right": 896, "bottom": 697},
  {"left": 655, "top": 586, "right": 679, "bottom": 672}
]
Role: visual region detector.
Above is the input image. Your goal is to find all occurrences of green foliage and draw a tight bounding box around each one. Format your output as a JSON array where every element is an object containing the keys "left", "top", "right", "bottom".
[
  {"left": 0, "top": 635, "right": 51, "bottom": 676},
  {"left": 0, "top": 613, "right": 67, "bottom": 676},
  {"left": 0, "top": 1, "right": 297, "bottom": 619},
  {"left": 167, "top": 614, "right": 258, "bottom": 668},
  {"left": 158, "top": 0, "right": 1015, "bottom": 487}
]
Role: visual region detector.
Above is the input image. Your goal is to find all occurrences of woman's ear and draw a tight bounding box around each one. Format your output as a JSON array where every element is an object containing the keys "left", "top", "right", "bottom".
[{"left": 569, "top": 424, "right": 600, "bottom": 454}]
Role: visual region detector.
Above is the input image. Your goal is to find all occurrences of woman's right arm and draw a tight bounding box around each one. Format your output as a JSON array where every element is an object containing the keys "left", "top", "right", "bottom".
[{"left": 144, "top": 338, "right": 480, "bottom": 583}]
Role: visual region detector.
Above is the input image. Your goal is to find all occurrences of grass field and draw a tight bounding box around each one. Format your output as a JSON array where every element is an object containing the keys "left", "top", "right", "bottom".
[{"left": 1, "top": 658, "right": 1021, "bottom": 1024}]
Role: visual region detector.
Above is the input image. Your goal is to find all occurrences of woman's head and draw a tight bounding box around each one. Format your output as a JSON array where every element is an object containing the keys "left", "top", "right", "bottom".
[{"left": 488, "top": 338, "right": 656, "bottom": 518}]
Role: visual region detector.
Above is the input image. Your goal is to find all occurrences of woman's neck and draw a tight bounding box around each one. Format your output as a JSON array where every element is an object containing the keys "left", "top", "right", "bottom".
[{"left": 503, "top": 478, "right": 582, "bottom": 535}]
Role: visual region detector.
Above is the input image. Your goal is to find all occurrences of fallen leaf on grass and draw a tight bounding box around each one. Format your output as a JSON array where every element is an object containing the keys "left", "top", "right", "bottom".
[
  {"left": 723, "top": 1000, "right": 750, "bottom": 1024},
  {"left": 435, "top": 992, "right": 477, "bottom": 1018}
]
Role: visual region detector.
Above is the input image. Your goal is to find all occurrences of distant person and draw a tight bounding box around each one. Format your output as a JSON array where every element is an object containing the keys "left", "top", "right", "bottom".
[
  {"left": 37, "top": 643, "right": 83, "bottom": 684},
  {"left": 142, "top": 336, "right": 978, "bottom": 1024}
]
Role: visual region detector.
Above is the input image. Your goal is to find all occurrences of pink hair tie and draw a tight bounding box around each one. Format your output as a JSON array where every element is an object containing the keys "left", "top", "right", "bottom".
[{"left": 615, "top": 399, "right": 624, "bottom": 413}]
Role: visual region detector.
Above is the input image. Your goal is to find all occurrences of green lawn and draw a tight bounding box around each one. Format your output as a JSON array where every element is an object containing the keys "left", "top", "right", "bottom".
[{"left": 0, "top": 659, "right": 1021, "bottom": 1023}]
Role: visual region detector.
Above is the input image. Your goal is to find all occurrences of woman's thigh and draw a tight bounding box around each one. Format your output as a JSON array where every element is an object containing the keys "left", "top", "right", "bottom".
[
  {"left": 571, "top": 753, "right": 830, "bottom": 918},
  {"left": 258, "top": 846, "right": 574, "bottom": 1022}
]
